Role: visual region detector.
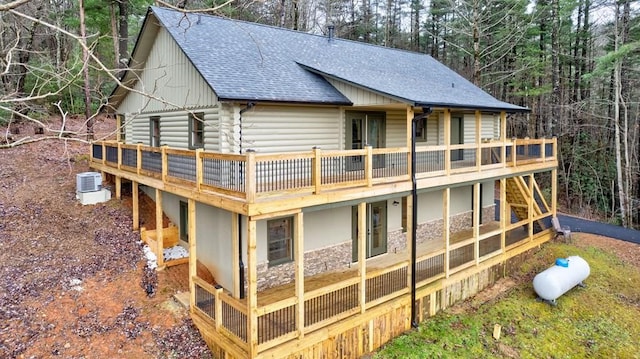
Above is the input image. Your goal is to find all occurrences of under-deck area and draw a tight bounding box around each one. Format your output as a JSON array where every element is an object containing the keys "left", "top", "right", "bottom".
[{"left": 189, "top": 214, "right": 551, "bottom": 357}]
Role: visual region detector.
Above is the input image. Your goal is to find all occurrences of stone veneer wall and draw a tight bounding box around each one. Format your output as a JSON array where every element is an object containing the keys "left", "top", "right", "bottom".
[{"left": 253, "top": 204, "right": 497, "bottom": 291}]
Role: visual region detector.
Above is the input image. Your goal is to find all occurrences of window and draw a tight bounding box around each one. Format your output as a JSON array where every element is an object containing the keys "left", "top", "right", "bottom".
[
  {"left": 267, "top": 217, "right": 293, "bottom": 266},
  {"left": 117, "top": 114, "right": 126, "bottom": 142},
  {"left": 189, "top": 112, "right": 204, "bottom": 149},
  {"left": 414, "top": 117, "right": 427, "bottom": 142},
  {"left": 179, "top": 201, "right": 188, "bottom": 242},
  {"left": 150, "top": 116, "right": 160, "bottom": 147}
]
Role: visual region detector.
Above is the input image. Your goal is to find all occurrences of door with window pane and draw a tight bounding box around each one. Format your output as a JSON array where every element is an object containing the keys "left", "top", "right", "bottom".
[
  {"left": 352, "top": 201, "right": 388, "bottom": 261},
  {"left": 346, "top": 112, "right": 385, "bottom": 170}
]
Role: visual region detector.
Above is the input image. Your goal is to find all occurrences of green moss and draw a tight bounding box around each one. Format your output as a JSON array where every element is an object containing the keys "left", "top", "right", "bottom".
[{"left": 376, "top": 242, "right": 640, "bottom": 359}]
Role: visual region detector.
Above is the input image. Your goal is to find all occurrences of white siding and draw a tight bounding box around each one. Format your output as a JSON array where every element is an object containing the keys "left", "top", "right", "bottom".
[
  {"left": 124, "top": 108, "right": 220, "bottom": 149},
  {"left": 385, "top": 109, "right": 408, "bottom": 147},
  {"left": 242, "top": 105, "right": 342, "bottom": 153},
  {"left": 118, "top": 27, "right": 217, "bottom": 114},
  {"left": 327, "top": 78, "right": 403, "bottom": 106}
]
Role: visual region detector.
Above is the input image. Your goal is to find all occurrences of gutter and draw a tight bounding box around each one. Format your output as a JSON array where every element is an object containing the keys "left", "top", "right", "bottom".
[{"left": 410, "top": 106, "right": 432, "bottom": 328}]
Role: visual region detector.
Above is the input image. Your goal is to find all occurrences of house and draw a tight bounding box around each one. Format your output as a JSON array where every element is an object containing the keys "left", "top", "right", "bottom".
[{"left": 93, "top": 6, "right": 558, "bottom": 358}]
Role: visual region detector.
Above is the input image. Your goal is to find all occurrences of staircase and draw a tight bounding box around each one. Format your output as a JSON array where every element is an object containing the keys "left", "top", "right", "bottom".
[{"left": 505, "top": 176, "right": 550, "bottom": 229}]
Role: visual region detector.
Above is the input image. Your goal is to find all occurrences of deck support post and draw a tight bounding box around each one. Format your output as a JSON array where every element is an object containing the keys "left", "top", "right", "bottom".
[
  {"left": 443, "top": 188, "right": 450, "bottom": 278},
  {"left": 473, "top": 183, "right": 480, "bottom": 265},
  {"left": 551, "top": 168, "right": 557, "bottom": 216},
  {"left": 188, "top": 198, "right": 196, "bottom": 309},
  {"left": 132, "top": 181, "right": 139, "bottom": 231},
  {"left": 247, "top": 218, "right": 258, "bottom": 356},
  {"left": 528, "top": 174, "right": 534, "bottom": 239},
  {"left": 500, "top": 178, "right": 506, "bottom": 251},
  {"left": 358, "top": 202, "right": 367, "bottom": 313},
  {"left": 294, "top": 212, "right": 304, "bottom": 338},
  {"left": 155, "top": 189, "right": 164, "bottom": 268},
  {"left": 115, "top": 176, "right": 122, "bottom": 199},
  {"left": 406, "top": 194, "right": 414, "bottom": 297},
  {"left": 232, "top": 213, "right": 241, "bottom": 299}
]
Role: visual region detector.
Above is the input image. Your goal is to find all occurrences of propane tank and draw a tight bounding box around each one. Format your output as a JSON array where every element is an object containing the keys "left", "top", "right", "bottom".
[{"left": 533, "top": 256, "right": 590, "bottom": 305}]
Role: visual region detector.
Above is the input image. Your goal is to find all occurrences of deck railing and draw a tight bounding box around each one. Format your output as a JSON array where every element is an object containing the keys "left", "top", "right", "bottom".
[
  {"left": 91, "top": 138, "right": 556, "bottom": 203},
  {"left": 189, "top": 210, "right": 553, "bottom": 354}
]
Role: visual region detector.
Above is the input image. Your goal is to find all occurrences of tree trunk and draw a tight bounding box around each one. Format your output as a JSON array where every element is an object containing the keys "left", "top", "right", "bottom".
[
  {"left": 118, "top": 0, "right": 129, "bottom": 72},
  {"left": 550, "top": 0, "right": 560, "bottom": 137},
  {"left": 79, "top": 0, "right": 93, "bottom": 140}
]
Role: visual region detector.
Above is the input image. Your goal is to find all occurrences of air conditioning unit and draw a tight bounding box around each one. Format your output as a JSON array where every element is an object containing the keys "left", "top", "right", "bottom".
[{"left": 76, "top": 172, "right": 102, "bottom": 193}]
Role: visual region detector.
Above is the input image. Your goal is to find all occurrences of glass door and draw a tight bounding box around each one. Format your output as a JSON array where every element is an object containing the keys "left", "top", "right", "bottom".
[
  {"left": 352, "top": 201, "right": 388, "bottom": 261},
  {"left": 346, "top": 112, "right": 386, "bottom": 170}
]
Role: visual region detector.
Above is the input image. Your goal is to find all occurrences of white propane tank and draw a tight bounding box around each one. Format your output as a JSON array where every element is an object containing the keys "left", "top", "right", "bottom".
[{"left": 533, "top": 256, "right": 590, "bottom": 305}]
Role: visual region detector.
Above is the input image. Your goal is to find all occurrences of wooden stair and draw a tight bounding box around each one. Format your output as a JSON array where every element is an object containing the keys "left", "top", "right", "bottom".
[{"left": 505, "top": 176, "right": 550, "bottom": 229}]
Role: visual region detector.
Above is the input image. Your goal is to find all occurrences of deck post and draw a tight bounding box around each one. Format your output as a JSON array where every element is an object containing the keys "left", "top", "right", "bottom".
[
  {"left": 136, "top": 144, "right": 142, "bottom": 175},
  {"left": 551, "top": 168, "right": 557, "bottom": 216},
  {"left": 312, "top": 147, "right": 322, "bottom": 194},
  {"left": 117, "top": 142, "right": 122, "bottom": 170},
  {"left": 365, "top": 146, "right": 373, "bottom": 188},
  {"left": 406, "top": 194, "right": 413, "bottom": 294},
  {"left": 247, "top": 218, "right": 258, "bottom": 356},
  {"left": 161, "top": 146, "right": 168, "bottom": 184},
  {"left": 188, "top": 198, "right": 196, "bottom": 309},
  {"left": 115, "top": 176, "right": 121, "bottom": 199},
  {"left": 528, "top": 174, "right": 534, "bottom": 239},
  {"left": 473, "top": 183, "right": 480, "bottom": 265},
  {"left": 155, "top": 189, "right": 164, "bottom": 268},
  {"left": 132, "top": 181, "right": 139, "bottom": 231},
  {"left": 444, "top": 109, "right": 451, "bottom": 175},
  {"left": 358, "top": 202, "right": 367, "bottom": 313},
  {"left": 294, "top": 212, "right": 304, "bottom": 338},
  {"left": 245, "top": 151, "right": 256, "bottom": 203},
  {"left": 232, "top": 213, "right": 240, "bottom": 298},
  {"left": 500, "top": 111, "right": 507, "bottom": 168},
  {"left": 500, "top": 178, "right": 506, "bottom": 252},
  {"left": 195, "top": 148, "right": 203, "bottom": 192},
  {"left": 443, "top": 188, "right": 450, "bottom": 278},
  {"left": 475, "top": 110, "right": 481, "bottom": 171}
]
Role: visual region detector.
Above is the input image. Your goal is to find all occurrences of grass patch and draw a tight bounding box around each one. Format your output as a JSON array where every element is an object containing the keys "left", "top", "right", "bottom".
[{"left": 375, "top": 241, "right": 640, "bottom": 359}]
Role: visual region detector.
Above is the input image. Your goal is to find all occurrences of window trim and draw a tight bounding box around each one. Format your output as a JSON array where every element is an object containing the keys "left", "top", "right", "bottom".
[
  {"left": 267, "top": 216, "right": 294, "bottom": 266},
  {"left": 188, "top": 112, "right": 205, "bottom": 149},
  {"left": 150, "top": 116, "right": 160, "bottom": 147}
]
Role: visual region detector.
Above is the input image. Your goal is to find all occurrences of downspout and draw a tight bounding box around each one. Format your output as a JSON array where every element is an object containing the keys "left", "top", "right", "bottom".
[
  {"left": 411, "top": 106, "right": 432, "bottom": 328},
  {"left": 237, "top": 102, "right": 255, "bottom": 299}
]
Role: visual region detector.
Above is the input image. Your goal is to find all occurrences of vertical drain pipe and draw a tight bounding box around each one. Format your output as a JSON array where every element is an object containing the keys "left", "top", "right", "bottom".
[
  {"left": 411, "top": 107, "right": 431, "bottom": 328},
  {"left": 237, "top": 102, "right": 255, "bottom": 300}
]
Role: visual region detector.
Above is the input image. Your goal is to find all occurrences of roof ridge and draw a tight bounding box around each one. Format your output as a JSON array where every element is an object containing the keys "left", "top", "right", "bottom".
[{"left": 149, "top": 5, "right": 437, "bottom": 59}]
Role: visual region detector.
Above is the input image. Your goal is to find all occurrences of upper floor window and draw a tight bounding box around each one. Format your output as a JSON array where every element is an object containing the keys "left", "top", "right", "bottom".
[
  {"left": 150, "top": 116, "right": 160, "bottom": 147},
  {"left": 267, "top": 216, "right": 294, "bottom": 266},
  {"left": 414, "top": 117, "right": 427, "bottom": 142},
  {"left": 189, "top": 112, "right": 204, "bottom": 149}
]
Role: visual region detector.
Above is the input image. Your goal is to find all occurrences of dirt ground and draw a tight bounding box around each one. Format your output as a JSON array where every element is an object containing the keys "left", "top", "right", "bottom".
[
  {"left": 1, "top": 117, "right": 639, "bottom": 358},
  {"left": 0, "top": 117, "right": 211, "bottom": 358}
]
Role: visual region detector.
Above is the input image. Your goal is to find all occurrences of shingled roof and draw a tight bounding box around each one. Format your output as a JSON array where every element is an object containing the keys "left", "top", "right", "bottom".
[{"left": 115, "top": 6, "right": 527, "bottom": 112}]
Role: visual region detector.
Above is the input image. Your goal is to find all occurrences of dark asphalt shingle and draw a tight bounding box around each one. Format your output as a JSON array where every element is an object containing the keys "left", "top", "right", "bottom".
[{"left": 151, "top": 6, "right": 527, "bottom": 111}]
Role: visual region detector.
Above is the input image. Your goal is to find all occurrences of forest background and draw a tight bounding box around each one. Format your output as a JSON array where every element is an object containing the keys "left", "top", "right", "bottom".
[{"left": 1, "top": 0, "right": 638, "bottom": 227}]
